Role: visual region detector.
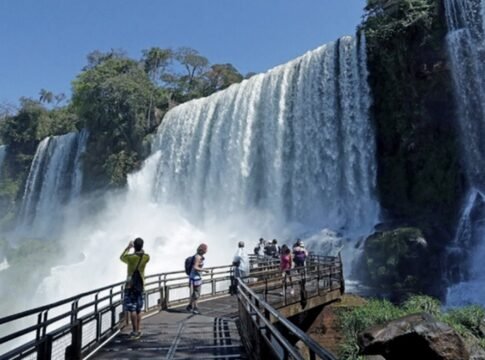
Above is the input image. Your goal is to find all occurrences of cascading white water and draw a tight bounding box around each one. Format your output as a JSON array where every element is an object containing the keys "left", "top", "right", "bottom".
[
  {"left": 25, "top": 35, "right": 380, "bottom": 313},
  {"left": 148, "top": 35, "right": 379, "bottom": 238},
  {"left": 447, "top": 190, "right": 485, "bottom": 305},
  {"left": 445, "top": 0, "right": 485, "bottom": 185},
  {"left": 16, "top": 130, "right": 88, "bottom": 237},
  {"left": 445, "top": 0, "right": 485, "bottom": 305}
]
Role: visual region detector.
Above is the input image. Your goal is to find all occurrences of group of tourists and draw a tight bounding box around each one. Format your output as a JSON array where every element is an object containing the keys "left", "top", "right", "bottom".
[
  {"left": 253, "top": 237, "right": 308, "bottom": 265},
  {"left": 119, "top": 236, "right": 308, "bottom": 340}
]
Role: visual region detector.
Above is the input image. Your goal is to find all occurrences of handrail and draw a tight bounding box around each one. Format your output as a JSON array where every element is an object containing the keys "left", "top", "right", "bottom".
[
  {"left": 0, "top": 253, "right": 342, "bottom": 360},
  {"left": 0, "top": 263, "right": 235, "bottom": 359},
  {"left": 238, "top": 281, "right": 338, "bottom": 360},
  {"left": 237, "top": 254, "right": 342, "bottom": 360}
]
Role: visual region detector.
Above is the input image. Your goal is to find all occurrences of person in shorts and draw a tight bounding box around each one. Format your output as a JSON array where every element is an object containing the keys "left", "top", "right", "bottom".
[
  {"left": 121, "top": 238, "right": 150, "bottom": 339},
  {"left": 187, "top": 243, "right": 208, "bottom": 315}
]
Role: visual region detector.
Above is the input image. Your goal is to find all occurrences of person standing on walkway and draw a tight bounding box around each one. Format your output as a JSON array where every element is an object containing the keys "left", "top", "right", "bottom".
[
  {"left": 120, "top": 237, "right": 150, "bottom": 339},
  {"left": 254, "top": 237, "right": 265, "bottom": 256},
  {"left": 292, "top": 239, "right": 308, "bottom": 268},
  {"left": 232, "top": 241, "right": 249, "bottom": 278},
  {"left": 280, "top": 245, "right": 294, "bottom": 295},
  {"left": 187, "top": 243, "right": 208, "bottom": 315}
]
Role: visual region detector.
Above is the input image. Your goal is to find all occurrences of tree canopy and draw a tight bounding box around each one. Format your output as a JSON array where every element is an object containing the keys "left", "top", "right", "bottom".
[{"left": 0, "top": 46, "right": 246, "bottom": 192}]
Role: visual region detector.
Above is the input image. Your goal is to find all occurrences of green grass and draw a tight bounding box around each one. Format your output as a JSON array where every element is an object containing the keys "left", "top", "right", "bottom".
[{"left": 337, "top": 295, "right": 485, "bottom": 359}]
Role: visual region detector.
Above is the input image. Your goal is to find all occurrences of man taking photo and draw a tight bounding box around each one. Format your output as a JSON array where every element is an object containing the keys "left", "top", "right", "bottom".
[{"left": 120, "top": 237, "right": 150, "bottom": 339}]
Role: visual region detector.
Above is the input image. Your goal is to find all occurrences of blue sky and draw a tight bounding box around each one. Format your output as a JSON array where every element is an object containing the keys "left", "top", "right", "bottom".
[{"left": 0, "top": 0, "right": 366, "bottom": 106}]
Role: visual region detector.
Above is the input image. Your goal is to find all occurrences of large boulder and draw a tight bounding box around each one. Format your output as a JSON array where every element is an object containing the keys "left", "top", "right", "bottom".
[
  {"left": 360, "top": 227, "right": 430, "bottom": 296},
  {"left": 358, "top": 313, "right": 469, "bottom": 360}
]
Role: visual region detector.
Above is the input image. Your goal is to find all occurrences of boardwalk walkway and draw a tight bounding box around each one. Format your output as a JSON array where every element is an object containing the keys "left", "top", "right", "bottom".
[
  {"left": 0, "top": 255, "right": 343, "bottom": 360},
  {"left": 92, "top": 296, "right": 244, "bottom": 359}
]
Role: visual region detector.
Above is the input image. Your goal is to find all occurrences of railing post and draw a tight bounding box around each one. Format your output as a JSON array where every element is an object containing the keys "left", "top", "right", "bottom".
[
  {"left": 110, "top": 288, "right": 117, "bottom": 329},
  {"left": 66, "top": 320, "right": 82, "bottom": 360},
  {"left": 95, "top": 293, "right": 102, "bottom": 341},
  {"left": 36, "top": 312, "right": 43, "bottom": 341},
  {"left": 162, "top": 275, "right": 169, "bottom": 309},
  {"left": 338, "top": 252, "right": 345, "bottom": 294},
  {"left": 38, "top": 333, "right": 53, "bottom": 360},
  {"left": 264, "top": 279, "right": 268, "bottom": 302},
  {"left": 317, "top": 260, "right": 321, "bottom": 295},
  {"left": 310, "top": 349, "right": 316, "bottom": 360},
  {"left": 211, "top": 269, "right": 216, "bottom": 296},
  {"left": 71, "top": 300, "right": 78, "bottom": 323}
]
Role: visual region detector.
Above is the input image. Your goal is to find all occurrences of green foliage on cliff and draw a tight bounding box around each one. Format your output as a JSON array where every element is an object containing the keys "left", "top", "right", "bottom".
[
  {"left": 72, "top": 55, "right": 157, "bottom": 188},
  {"left": 362, "top": 227, "right": 430, "bottom": 293},
  {"left": 0, "top": 98, "right": 80, "bottom": 228},
  {"left": 0, "top": 46, "right": 245, "bottom": 195},
  {"left": 71, "top": 47, "right": 245, "bottom": 189},
  {"left": 363, "top": 0, "right": 464, "bottom": 229},
  {"left": 338, "top": 295, "right": 485, "bottom": 359}
]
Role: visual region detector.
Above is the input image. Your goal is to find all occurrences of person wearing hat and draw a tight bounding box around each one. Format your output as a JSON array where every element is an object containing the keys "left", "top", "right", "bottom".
[
  {"left": 292, "top": 238, "right": 308, "bottom": 268},
  {"left": 233, "top": 241, "right": 249, "bottom": 278}
]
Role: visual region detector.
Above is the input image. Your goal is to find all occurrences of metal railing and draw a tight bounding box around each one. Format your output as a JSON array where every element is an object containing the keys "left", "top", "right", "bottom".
[
  {"left": 0, "top": 263, "right": 237, "bottom": 360},
  {"left": 0, "top": 254, "right": 342, "bottom": 360},
  {"left": 237, "top": 254, "right": 343, "bottom": 360}
]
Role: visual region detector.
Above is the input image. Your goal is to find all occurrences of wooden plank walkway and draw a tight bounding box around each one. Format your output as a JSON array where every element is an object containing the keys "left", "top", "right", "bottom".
[{"left": 90, "top": 296, "right": 247, "bottom": 360}]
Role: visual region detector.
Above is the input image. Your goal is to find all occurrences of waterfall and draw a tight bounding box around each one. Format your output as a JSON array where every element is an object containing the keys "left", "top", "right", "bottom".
[
  {"left": 144, "top": 35, "right": 379, "bottom": 239},
  {"left": 445, "top": 0, "right": 485, "bottom": 186},
  {"left": 24, "top": 36, "right": 379, "bottom": 312},
  {"left": 17, "top": 130, "right": 88, "bottom": 237},
  {"left": 445, "top": 0, "right": 485, "bottom": 305},
  {"left": 0, "top": 145, "right": 6, "bottom": 180}
]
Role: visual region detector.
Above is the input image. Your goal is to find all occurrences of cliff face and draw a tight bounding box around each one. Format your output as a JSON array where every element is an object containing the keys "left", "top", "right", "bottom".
[
  {"left": 364, "top": 0, "right": 465, "bottom": 239},
  {"left": 359, "top": 0, "right": 467, "bottom": 298}
]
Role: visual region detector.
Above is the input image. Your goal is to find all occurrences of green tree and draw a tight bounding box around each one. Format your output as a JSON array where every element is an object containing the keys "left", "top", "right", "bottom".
[
  {"left": 163, "top": 47, "right": 210, "bottom": 102},
  {"left": 39, "top": 89, "right": 54, "bottom": 104},
  {"left": 200, "top": 63, "right": 243, "bottom": 96},
  {"left": 142, "top": 47, "right": 173, "bottom": 129},
  {"left": 72, "top": 54, "right": 157, "bottom": 188},
  {"left": 0, "top": 98, "right": 45, "bottom": 150}
]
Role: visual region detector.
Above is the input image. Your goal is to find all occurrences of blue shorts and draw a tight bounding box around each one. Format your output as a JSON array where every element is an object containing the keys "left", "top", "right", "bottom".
[{"left": 123, "top": 290, "right": 144, "bottom": 313}]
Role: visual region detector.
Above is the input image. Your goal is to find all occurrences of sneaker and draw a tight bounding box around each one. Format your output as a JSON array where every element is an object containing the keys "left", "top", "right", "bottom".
[
  {"left": 186, "top": 305, "right": 192, "bottom": 312},
  {"left": 192, "top": 307, "right": 200, "bottom": 315},
  {"left": 129, "top": 331, "right": 138, "bottom": 339},
  {"left": 131, "top": 331, "right": 142, "bottom": 340}
]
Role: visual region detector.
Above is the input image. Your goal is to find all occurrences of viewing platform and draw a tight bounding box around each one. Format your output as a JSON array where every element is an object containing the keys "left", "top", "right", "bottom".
[{"left": 0, "top": 255, "right": 344, "bottom": 360}]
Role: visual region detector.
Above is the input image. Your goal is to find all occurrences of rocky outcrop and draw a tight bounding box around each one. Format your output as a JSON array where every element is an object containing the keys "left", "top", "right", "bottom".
[
  {"left": 358, "top": 313, "right": 470, "bottom": 360},
  {"left": 360, "top": 227, "right": 431, "bottom": 297}
]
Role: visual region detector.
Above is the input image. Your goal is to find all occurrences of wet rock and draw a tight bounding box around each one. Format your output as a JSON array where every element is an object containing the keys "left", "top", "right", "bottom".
[
  {"left": 360, "top": 227, "right": 430, "bottom": 297},
  {"left": 358, "top": 313, "right": 469, "bottom": 360}
]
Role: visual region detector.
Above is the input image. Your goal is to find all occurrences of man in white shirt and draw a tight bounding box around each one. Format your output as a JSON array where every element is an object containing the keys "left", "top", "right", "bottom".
[{"left": 233, "top": 241, "right": 249, "bottom": 278}]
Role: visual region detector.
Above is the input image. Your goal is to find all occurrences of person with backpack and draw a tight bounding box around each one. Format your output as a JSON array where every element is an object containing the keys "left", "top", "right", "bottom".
[
  {"left": 270, "top": 239, "right": 280, "bottom": 258},
  {"left": 186, "top": 243, "right": 208, "bottom": 315},
  {"left": 120, "top": 237, "right": 150, "bottom": 339},
  {"left": 292, "top": 239, "right": 308, "bottom": 268}
]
